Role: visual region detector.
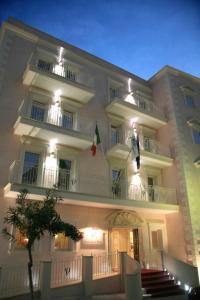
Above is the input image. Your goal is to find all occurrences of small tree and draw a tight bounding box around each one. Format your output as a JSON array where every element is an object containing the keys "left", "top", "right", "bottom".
[{"left": 2, "top": 189, "right": 83, "bottom": 300}]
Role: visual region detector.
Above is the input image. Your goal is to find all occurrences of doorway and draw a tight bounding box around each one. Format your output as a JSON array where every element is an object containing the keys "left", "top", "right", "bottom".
[{"left": 111, "top": 228, "right": 140, "bottom": 261}]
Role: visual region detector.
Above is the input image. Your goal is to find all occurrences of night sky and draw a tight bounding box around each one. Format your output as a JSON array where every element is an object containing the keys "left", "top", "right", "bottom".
[{"left": 0, "top": 0, "right": 200, "bottom": 80}]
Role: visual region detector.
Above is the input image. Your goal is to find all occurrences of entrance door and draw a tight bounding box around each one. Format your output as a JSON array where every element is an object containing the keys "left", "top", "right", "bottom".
[
  {"left": 111, "top": 228, "right": 139, "bottom": 260},
  {"left": 148, "top": 176, "right": 157, "bottom": 202},
  {"left": 58, "top": 159, "right": 71, "bottom": 190}
]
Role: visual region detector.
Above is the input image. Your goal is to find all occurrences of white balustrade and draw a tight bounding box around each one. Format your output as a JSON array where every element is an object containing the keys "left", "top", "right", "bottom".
[
  {"left": 51, "top": 257, "right": 82, "bottom": 287},
  {"left": 93, "top": 252, "right": 120, "bottom": 278},
  {"left": 0, "top": 264, "right": 40, "bottom": 298}
]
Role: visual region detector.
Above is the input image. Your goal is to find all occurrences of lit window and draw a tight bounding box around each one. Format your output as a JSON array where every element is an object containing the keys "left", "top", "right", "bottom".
[
  {"left": 151, "top": 229, "right": 163, "bottom": 250},
  {"left": 54, "top": 233, "right": 69, "bottom": 250},
  {"left": 185, "top": 94, "right": 195, "bottom": 108},
  {"left": 15, "top": 228, "right": 28, "bottom": 249},
  {"left": 193, "top": 130, "right": 200, "bottom": 144}
]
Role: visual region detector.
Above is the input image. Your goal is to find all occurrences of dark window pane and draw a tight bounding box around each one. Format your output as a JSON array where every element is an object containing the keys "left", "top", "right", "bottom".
[
  {"left": 22, "top": 152, "right": 39, "bottom": 184},
  {"left": 58, "top": 159, "right": 72, "bottom": 190},
  {"left": 62, "top": 112, "right": 73, "bottom": 129},
  {"left": 37, "top": 59, "right": 51, "bottom": 72},
  {"left": 31, "top": 103, "right": 45, "bottom": 122}
]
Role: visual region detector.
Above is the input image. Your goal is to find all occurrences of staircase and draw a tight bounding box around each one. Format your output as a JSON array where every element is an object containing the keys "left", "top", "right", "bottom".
[{"left": 142, "top": 269, "right": 187, "bottom": 299}]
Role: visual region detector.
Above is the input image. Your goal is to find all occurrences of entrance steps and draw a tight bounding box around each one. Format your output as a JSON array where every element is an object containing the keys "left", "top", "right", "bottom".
[{"left": 142, "top": 269, "right": 187, "bottom": 299}]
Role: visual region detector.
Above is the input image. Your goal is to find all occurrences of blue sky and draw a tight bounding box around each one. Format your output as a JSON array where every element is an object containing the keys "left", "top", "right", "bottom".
[{"left": 0, "top": 0, "right": 200, "bottom": 79}]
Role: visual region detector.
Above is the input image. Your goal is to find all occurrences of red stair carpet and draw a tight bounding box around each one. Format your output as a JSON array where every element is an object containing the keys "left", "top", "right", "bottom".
[{"left": 141, "top": 269, "right": 187, "bottom": 298}]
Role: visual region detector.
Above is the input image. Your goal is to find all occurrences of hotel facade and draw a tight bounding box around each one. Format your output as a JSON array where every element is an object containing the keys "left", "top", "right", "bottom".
[{"left": 0, "top": 17, "right": 200, "bottom": 298}]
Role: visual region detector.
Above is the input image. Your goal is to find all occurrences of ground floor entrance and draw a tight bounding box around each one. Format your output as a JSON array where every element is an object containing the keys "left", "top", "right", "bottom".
[{"left": 111, "top": 228, "right": 140, "bottom": 261}]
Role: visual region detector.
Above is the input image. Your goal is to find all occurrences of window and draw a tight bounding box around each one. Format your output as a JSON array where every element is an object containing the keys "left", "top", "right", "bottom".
[
  {"left": 22, "top": 152, "right": 40, "bottom": 184},
  {"left": 151, "top": 229, "right": 163, "bottom": 250},
  {"left": 37, "top": 59, "right": 51, "bottom": 72},
  {"left": 31, "top": 102, "right": 45, "bottom": 122},
  {"left": 62, "top": 111, "right": 73, "bottom": 129},
  {"left": 15, "top": 228, "right": 28, "bottom": 249},
  {"left": 111, "top": 126, "right": 120, "bottom": 145},
  {"left": 185, "top": 94, "right": 195, "bottom": 108},
  {"left": 193, "top": 130, "right": 200, "bottom": 144},
  {"left": 112, "top": 169, "right": 122, "bottom": 198},
  {"left": 109, "top": 86, "right": 120, "bottom": 100},
  {"left": 58, "top": 159, "right": 72, "bottom": 190},
  {"left": 54, "top": 233, "right": 70, "bottom": 250}
]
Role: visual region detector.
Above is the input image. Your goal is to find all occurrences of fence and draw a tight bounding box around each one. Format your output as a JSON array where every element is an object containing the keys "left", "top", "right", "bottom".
[
  {"left": 93, "top": 252, "right": 120, "bottom": 278},
  {"left": 51, "top": 256, "right": 82, "bottom": 287},
  {"left": 0, "top": 263, "right": 40, "bottom": 299}
]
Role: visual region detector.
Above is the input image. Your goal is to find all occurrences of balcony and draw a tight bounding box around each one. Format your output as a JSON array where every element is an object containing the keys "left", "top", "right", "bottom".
[
  {"left": 106, "top": 136, "right": 173, "bottom": 168},
  {"left": 23, "top": 57, "right": 95, "bottom": 105},
  {"left": 4, "top": 161, "right": 179, "bottom": 214},
  {"left": 106, "top": 94, "right": 167, "bottom": 129},
  {"left": 14, "top": 101, "right": 93, "bottom": 150}
]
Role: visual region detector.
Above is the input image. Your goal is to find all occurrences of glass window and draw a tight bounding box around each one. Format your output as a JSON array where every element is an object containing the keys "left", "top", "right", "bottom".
[
  {"left": 112, "top": 169, "right": 121, "bottom": 197},
  {"left": 22, "top": 152, "right": 40, "bottom": 184},
  {"left": 111, "top": 126, "right": 120, "bottom": 145},
  {"left": 54, "top": 233, "right": 69, "bottom": 250},
  {"left": 15, "top": 228, "right": 28, "bottom": 249},
  {"left": 151, "top": 229, "right": 163, "bottom": 250},
  {"left": 193, "top": 130, "right": 200, "bottom": 144},
  {"left": 31, "top": 102, "right": 45, "bottom": 122},
  {"left": 109, "top": 86, "right": 120, "bottom": 100},
  {"left": 37, "top": 59, "right": 51, "bottom": 72},
  {"left": 185, "top": 94, "right": 195, "bottom": 108},
  {"left": 58, "top": 159, "right": 72, "bottom": 190},
  {"left": 62, "top": 111, "right": 73, "bottom": 129}
]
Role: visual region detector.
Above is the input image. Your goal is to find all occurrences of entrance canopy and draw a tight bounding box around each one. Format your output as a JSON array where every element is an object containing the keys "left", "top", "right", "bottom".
[{"left": 106, "top": 210, "right": 143, "bottom": 228}]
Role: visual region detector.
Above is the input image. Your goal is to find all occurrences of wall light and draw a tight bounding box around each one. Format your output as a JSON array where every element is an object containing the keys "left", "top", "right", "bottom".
[{"left": 83, "top": 227, "right": 103, "bottom": 243}]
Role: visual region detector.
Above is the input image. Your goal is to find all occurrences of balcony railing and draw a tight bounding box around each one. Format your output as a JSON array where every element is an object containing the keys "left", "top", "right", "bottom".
[
  {"left": 111, "top": 90, "right": 166, "bottom": 120},
  {"left": 10, "top": 161, "right": 74, "bottom": 191},
  {"left": 140, "top": 136, "right": 171, "bottom": 158},
  {"left": 37, "top": 59, "right": 77, "bottom": 82},
  {"left": 18, "top": 100, "right": 74, "bottom": 130},
  {"left": 8, "top": 161, "right": 177, "bottom": 205},
  {"left": 26, "top": 54, "right": 93, "bottom": 88}
]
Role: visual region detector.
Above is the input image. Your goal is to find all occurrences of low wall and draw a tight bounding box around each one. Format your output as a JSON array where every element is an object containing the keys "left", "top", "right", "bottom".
[
  {"left": 163, "top": 252, "right": 199, "bottom": 287},
  {"left": 50, "top": 282, "right": 84, "bottom": 298},
  {"left": 93, "top": 274, "right": 121, "bottom": 295}
]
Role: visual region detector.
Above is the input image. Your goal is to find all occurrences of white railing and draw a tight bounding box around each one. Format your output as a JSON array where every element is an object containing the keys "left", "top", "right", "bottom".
[
  {"left": 0, "top": 264, "right": 40, "bottom": 298},
  {"left": 51, "top": 256, "right": 82, "bottom": 287},
  {"left": 8, "top": 161, "right": 177, "bottom": 205},
  {"left": 144, "top": 250, "right": 163, "bottom": 270},
  {"left": 37, "top": 59, "right": 77, "bottom": 82},
  {"left": 26, "top": 54, "right": 94, "bottom": 88},
  {"left": 140, "top": 136, "right": 171, "bottom": 157},
  {"left": 128, "top": 184, "right": 177, "bottom": 205},
  {"left": 93, "top": 252, "right": 120, "bottom": 279}
]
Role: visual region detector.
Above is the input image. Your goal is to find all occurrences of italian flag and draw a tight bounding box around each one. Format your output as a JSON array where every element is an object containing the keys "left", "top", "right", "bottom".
[{"left": 91, "top": 124, "right": 101, "bottom": 156}]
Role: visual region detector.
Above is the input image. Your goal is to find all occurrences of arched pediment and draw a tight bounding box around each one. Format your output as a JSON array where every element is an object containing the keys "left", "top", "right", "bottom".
[{"left": 106, "top": 210, "right": 143, "bottom": 228}]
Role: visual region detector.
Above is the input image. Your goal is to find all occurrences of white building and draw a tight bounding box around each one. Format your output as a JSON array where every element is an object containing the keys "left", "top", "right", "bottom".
[{"left": 0, "top": 17, "right": 200, "bottom": 299}]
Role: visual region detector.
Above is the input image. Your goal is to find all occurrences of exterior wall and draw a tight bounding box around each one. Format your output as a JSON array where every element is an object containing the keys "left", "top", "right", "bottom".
[
  {"left": 151, "top": 71, "right": 200, "bottom": 266},
  {"left": 1, "top": 201, "right": 167, "bottom": 266},
  {"left": 0, "top": 19, "right": 186, "bottom": 273}
]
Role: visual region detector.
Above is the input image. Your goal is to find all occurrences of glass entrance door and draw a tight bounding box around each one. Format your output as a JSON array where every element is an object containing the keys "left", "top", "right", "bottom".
[
  {"left": 111, "top": 228, "right": 139, "bottom": 259},
  {"left": 58, "top": 159, "right": 71, "bottom": 190}
]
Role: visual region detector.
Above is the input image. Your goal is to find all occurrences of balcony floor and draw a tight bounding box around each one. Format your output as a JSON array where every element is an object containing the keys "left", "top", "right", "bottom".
[
  {"left": 106, "top": 143, "right": 173, "bottom": 168},
  {"left": 106, "top": 99, "right": 167, "bottom": 129},
  {"left": 14, "top": 116, "right": 92, "bottom": 150},
  {"left": 4, "top": 182, "right": 179, "bottom": 215},
  {"left": 23, "top": 64, "right": 95, "bottom": 105}
]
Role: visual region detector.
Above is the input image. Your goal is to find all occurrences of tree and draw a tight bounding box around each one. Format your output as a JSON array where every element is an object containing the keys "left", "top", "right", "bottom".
[{"left": 2, "top": 189, "right": 83, "bottom": 300}]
